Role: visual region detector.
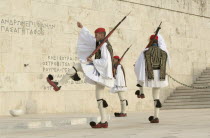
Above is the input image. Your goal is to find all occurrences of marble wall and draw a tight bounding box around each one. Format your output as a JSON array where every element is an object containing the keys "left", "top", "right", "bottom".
[{"left": 0, "top": 0, "right": 210, "bottom": 115}]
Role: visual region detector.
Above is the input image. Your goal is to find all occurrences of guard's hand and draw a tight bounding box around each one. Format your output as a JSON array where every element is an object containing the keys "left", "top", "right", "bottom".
[
  {"left": 87, "top": 57, "right": 93, "bottom": 62},
  {"left": 77, "top": 22, "right": 83, "bottom": 28}
]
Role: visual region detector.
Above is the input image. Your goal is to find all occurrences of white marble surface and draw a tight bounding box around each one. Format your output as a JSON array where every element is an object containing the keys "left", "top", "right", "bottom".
[{"left": 1, "top": 109, "right": 210, "bottom": 138}]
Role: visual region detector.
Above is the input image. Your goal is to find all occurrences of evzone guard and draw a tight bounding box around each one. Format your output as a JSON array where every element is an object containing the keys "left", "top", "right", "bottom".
[
  {"left": 134, "top": 28, "right": 171, "bottom": 123},
  {"left": 111, "top": 56, "right": 128, "bottom": 117},
  {"left": 47, "top": 22, "right": 114, "bottom": 128},
  {"left": 46, "top": 13, "right": 129, "bottom": 128}
]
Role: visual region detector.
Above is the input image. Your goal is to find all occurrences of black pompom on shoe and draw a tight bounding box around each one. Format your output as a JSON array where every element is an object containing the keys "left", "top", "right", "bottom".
[
  {"left": 48, "top": 74, "right": 53, "bottom": 80},
  {"left": 140, "top": 93, "right": 145, "bottom": 99},
  {"left": 135, "top": 90, "right": 140, "bottom": 95},
  {"left": 148, "top": 116, "right": 154, "bottom": 121},
  {"left": 90, "top": 121, "right": 96, "bottom": 127},
  {"left": 114, "top": 112, "right": 120, "bottom": 116}
]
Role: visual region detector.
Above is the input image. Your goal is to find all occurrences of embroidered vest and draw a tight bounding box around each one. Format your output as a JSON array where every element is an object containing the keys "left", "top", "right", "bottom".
[{"left": 144, "top": 45, "right": 167, "bottom": 80}]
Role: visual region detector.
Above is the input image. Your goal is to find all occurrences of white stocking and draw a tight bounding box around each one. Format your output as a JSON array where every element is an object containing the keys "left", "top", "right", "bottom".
[
  {"left": 96, "top": 84, "right": 107, "bottom": 123},
  {"left": 118, "top": 92, "right": 127, "bottom": 113},
  {"left": 59, "top": 63, "right": 82, "bottom": 86},
  {"left": 139, "top": 81, "right": 144, "bottom": 94},
  {"left": 139, "top": 87, "right": 144, "bottom": 94},
  {"left": 152, "top": 87, "right": 160, "bottom": 118}
]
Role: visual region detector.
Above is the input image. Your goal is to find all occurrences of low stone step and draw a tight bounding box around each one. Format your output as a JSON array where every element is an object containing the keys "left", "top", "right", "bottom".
[
  {"left": 192, "top": 84, "right": 209, "bottom": 87},
  {"left": 192, "top": 83, "right": 210, "bottom": 89},
  {"left": 194, "top": 80, "right": 210, "bottom": 84},
  {"left": 172, "top": 92, "right": 210, "bottom": 96},
  {"left": 163, "top": 101, "right": 210, "bottom": 106},
  {"left": 175, "top": 89, "right": 210, "bottom": 92},
  {"left": 165, "top": 97, "right": 210, "bottom": 103},
  {"left": 162, "top": 104, "right": 210, "bottom": 110},
  {"left": 202, "top": 72, "right": 210, "bottom": 75},
  {"left": 197, "top": 77, "right": 210, "bottom": 81},
  {"left": 171, "top": 91, "right": 210, "bottom": 96},
  {"left": 168, "top": 95, "right": 210, "bottom": 100},
  {"left": 199, "top": 75, "right": 210, "bottom": 78},
  {"left": 192, "top": 81, "right": 210, "bottom": 86},
  {"left": 176, "top": 87, "right": 193, "bottom": 90},
  {"left": 200, "top": 71, "right": 210, "bottom": 76},
  {"left": 202, "top": 70, "right": 210, "bottom": 73},
  {"left": 175, "top": 86, "right": 209, "bottom": 90},
  {"left": 200, "top": 74, "right": 210, "bottom": 76}
]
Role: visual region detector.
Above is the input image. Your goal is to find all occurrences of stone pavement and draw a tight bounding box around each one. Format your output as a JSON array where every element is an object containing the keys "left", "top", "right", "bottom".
[
  {"left": 1, "top": 109, "right": 210, "bottom": 138},
  {"left": 0, "top": 112, "right": 110, "bottom": 130}
]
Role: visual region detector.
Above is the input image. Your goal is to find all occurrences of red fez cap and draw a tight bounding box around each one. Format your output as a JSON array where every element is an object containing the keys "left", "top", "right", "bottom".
[
  {"left": 113, "top": 56, "right": 120, "bottom": 59},
  {"left": 150, "top": 35, "right": 158, "bottom": 40},
  {"left": 95, "top": 28, "right": 106, "bottom": 33}
]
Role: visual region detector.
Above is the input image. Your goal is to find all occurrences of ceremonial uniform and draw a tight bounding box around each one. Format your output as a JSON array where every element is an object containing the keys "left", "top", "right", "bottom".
[
  {"left": 134, "top": 34, "right": 171, "bottom": 123},
  {"left": 47, "top": 27, "right": 114, "bottom": 128},
  {"left": 111, "top": 56, "right": 128, "bottom": 117}
]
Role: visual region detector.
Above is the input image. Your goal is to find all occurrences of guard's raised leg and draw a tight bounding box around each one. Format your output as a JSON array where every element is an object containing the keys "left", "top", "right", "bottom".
[{"left": 47, "top": 63, "right": 82, "bottom": 91}]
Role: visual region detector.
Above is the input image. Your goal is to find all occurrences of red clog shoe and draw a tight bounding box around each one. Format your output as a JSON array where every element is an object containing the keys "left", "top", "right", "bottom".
[
  {"left": 114, "top": 112, "right": 127, "bottom": 117},
  {"left": 89, "top": 121, "right": 108, "bottom": 128},
  {"left": 46, "top": 74, "right": 61, "bottom": 91}
]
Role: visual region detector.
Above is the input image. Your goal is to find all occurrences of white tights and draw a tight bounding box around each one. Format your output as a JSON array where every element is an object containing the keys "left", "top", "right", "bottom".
[
  {"left": 59, "top": 63, "right": 82, "bottom": 86},
  {"left": 152, "top": 87, "right": 160, "bottom": 118},
  {"left": 118, "top": 92, "right": 127, "bottom": 113},
  {"left": 96, "top": 84, "right": 107, "bottom": 123}
]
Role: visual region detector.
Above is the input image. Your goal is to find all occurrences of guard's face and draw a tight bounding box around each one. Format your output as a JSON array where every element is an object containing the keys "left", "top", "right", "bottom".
[
  {"left": 113, "top": 58, "right": 119, "bottom": 64},
  {"left": 95, "top": 33, "right": 105, "bottom": 42}
]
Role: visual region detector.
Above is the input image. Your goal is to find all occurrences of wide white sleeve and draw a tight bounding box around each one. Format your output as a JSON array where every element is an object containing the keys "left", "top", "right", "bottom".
[
  {"left": 93, "top": 43, "right": 113, "bottom": 79},
  {"left": 134, "top": 49, "right": 147, "bottom": 82},
  {"left": 77, "top": 27, "right": 96, "bottom": 62},
  {"left": 158, "top": 34, "right": 171, "bottom": 68},
  {"left": 115, "top": 65, "right": 126, "bottom": 87},
  {"left": 78, "top": 27, "right": 95, "bottom": 46}
]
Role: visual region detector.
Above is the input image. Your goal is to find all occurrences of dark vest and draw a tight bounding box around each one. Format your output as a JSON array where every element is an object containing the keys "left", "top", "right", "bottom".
[
  {"left": 144, "top": 43, "right": 167, "bottom": 80},
  {"left": 95, "top": 40, "right": 113, "bottom": 60}
]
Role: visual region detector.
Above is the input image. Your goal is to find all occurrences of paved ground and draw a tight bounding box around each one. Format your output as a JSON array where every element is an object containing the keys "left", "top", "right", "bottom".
[{"left": 1, "top": 109, "right": 210, "bottom": 138}]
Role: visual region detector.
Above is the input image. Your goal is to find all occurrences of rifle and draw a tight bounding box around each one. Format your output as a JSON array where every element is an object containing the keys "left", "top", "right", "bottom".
[
  {"left": 146, "top": 22, "right": 162, "bottom": 48},
  {"left": 87, "top": 11, "right": 131, "bottom": 59},
  {"left": 113, "top": 44, "right": 132, "bottom": 77}
]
